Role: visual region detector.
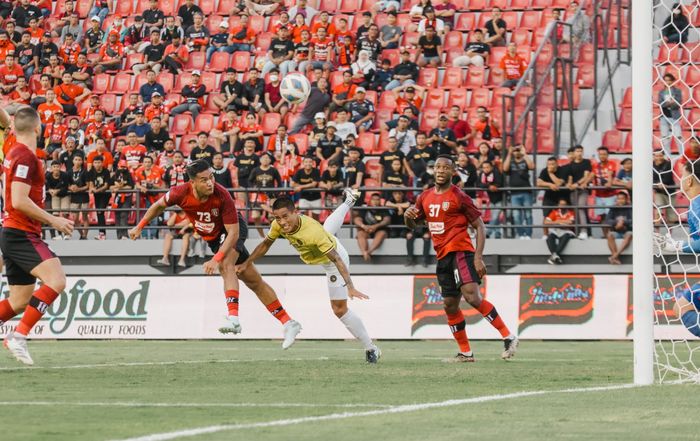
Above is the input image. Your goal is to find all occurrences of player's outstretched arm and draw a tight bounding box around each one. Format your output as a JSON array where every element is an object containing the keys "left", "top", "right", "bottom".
[
  {"left": 129, "top": 196, "right": 167, "bottom": 240},
  {"left": 203, "top": 222, "right": 240, "bottom": 275},
  {"left": 469, "top": 216, "right": 487, "bottom": 278},
  {"left": 236, "top": 237, "right": 274, "bottom": 274},
  {"left": 404, "top": 205, "right": 424, "bottom": 230},
  {"left": 12, "top": 182, "right": 74, "bottom": 234},
  {"left": 326, "top": 248, "right": 369, "bottom": 300}
]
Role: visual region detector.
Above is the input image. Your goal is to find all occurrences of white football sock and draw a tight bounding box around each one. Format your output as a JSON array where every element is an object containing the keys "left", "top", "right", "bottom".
[
  {"left": 323, "top": 200, "right": 352, "bottom": 236},
  {"left": 339, "top": 310, "right": 375, "bottom": 350}
]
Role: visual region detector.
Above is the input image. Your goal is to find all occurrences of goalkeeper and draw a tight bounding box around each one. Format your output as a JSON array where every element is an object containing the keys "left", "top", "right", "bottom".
[{"left": 656, "top": 161, "right": 700, "bottom": 337}]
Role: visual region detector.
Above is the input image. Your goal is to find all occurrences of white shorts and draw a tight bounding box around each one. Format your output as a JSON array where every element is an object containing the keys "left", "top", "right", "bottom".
[
  {"left": 298, "top": 198, "right": 322, "bottom": 210},
  {"left": 320, "top": 241, "right": 350, "bottom": 301}
]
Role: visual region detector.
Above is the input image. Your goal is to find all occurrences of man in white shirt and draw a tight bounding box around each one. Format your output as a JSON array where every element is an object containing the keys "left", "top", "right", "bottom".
[{"left": 333, "top": 108, "right": 357, "bottom": 142}]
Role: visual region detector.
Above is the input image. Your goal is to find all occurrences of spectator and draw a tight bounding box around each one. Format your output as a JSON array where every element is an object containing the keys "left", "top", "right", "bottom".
[
  {"left": 613, "top": 158, "right": 633, "bottom": 194},
  {"left": 248, "top": 152, "right": 282, "bottom": 235},
  {"left": 292, "top": 156, "right": 322, "bottom": 219},
  {"left": 356, "top": 24, "right": 382, "bottom": 64},
  {"left": 373, "top": 0, "right": 400, "bottom": 13},
  {"left": 453, "top": 28, "right": 490, "bottom": 67},
  {"left": 484, "top": 6, "right": 507, "bottom": 46},
  {"left": 162, "top": 34, "right": 189, "bottom": 74},
  {"left": 157, "top": 209, "right": 191, "bottom": 266},
  {"left": 344, "top": 147, "right": 365, "bottom": 190},
  {"left": 315, "top": 122, "right": 343, "bottom": 163},
  {"left": 59, "top": 34, "right": 81, "bottom": 67},
  {"left": 162, "top": 150, "right": 187, "bottom": 186},
  {"left": 308, "top": 26, "right": 334, "bottom": 73},
  {"left": 140, "top": 71, "right": 166, "bottom": 105},
  {"left": 262, "top": 26, "right": 295, "bottom": 76},
  {"left": 592, "top": 146, "right": 618, "bottom": 223},
  {"left": 606, "top": 191, "right": 632, "bottom": 265},
  {"left": 246, "top": 0, "right": 282, "bottom": 16},
  {"left": 394, "top": 190, "right": 431, "bottom": 266},
  {"left": 446, "top": 105, "right": 471, "bottom": 147},
  {"left": 53, "top": 72, "right": 89, "bottom": 116},
  {"left": 67, "top": 53, "right": 93, "bottom": 89},
  {"left": 379, "top": 136, "right": 407, "bottom": 174},
  {"left": 382, "top": 158, "right": 408, "bottom": 189},
  {"left": 126, "top": 109, "right": 150, "bottom": 143},
  {"left": 420, "top": 159, "right": 436, "bottom": 189},
  {"left": 478, "top": 160, "right": 504, "bottom": 238},
  {"left": 184, "top": 12, "right": 209, "bottom": 52},
  {"left": 429, "top": 114, "right": 457, "bottom": 156},
  {"left": 290, "top": 78, "right": 331, "bottom": 134},
  {"left": 310, "top": 9, "right": 329, "bottom": 36},
  {"left": 658, "top": 73, "right": 683, "bottom": 156},
  {"left": 4, "top": 20, "right": 22, "bottom": 44},
  {"left": 88, "top": 0, "right": 110, "bottom": 24},
  {"left": 85, "top": 109, "right": 113, "bottom": 148},
  {"left": 11, "top": 0, "right": 42, "bottom": 28},
  {"left": 68, "top": 154, "right": 89, "bottom": 239},
  {"left": 418, "top": 7, "right": 445, "bottom": 36},
  {"left": 214, "top": 68, "right": 246, "bottom": 113},
  {"left": 504, "top": 144, "right": 534, "bottom": 239},
  {"left": 330, "top": 15, "right": 355, "bottom": 46},
  {"left": 34, "top": 32, "right": 58, "bottom": 70},
  {"left": 320, "top": 159, "right": 345, "bottom": 205},
  {"left": 433, "top": 0, "right": 457, "bottom": 31},
  {"left": 143, "top": 0, "right": 164, "bottom": 28},
  {"left": 86, "top": 155, "right": 111, "bottom": 240},
  {"left": 45, "top": 160, "right": 71, "bottom": 234},
  {"left": 234, "top": 138, "right": 260, "bottom": 188},
  {"left": 144, "top": 116, "right": 170, "bottom": 152},
  {"left": 537, "top": 156, "right": 569, "bottom": 217},
  {"left": 80, "top": 94, "right": 103, "bottom": 124},
  {"left": 123, "top": 16, "right": 150, "bottom": 54},
  {"left": 473, "top": 141, "right": 500, "bottom": 170},
  {"left": 64, "top": 119, "right": 85, "bottom": 147},
  {"left": 209, "top": 152, "right": 232, "bottom": 190},
  {"left": 5, "top": 75, "right": 31, "bottom": 113},
  {"left": 471, "top": 106, "right": 501, "bottom": 141},
  {"left": 119, "top": 93, "right": 142, "bottom": 133},
  {"left": 543, "top": 199, "right": 576, "bottom": 265},
  {"left": 288, "top": 0, "right": 317, "bottom": 25},
  {"left": 416, "top": 25, "right": 442, "bottom": 68},
  {"left": 565, "top": 1, "right": 591, "bottom": 44},
  {"left": 263, "top": 68, "right": 289, "bottom": 117},
  {"left": 233, "top": 112, "right": 263, "bottom": 153},
  {"left": 388, "top": 115, "right": 418, "bottom": 155},
  {"left": 682, "top": 137, "right": 700, "bottom": 164},
  {"left": 133, "top": 31, "right": 166, "bottom": 75},
  {"left": 500, "top": 42, "right": 527, "bottom": 88},
  {"left": 394, "top": 84, "right": 425, "bottom": 114},
  {"left": 566, "top": 145, "right": 593, "bottom": 239},
  {"left": 83, "top": 17, "right": 105, "bottom": 55},
  {"left": 0, "top": 54, "right": 25, "bottom": 96},
  {"left": 408, "top": 0, "right": 432, "bottom": 31},
  {"left": 242, "top": 67, "right": 265, "bottom": 114},
  {"left": 42, "top": 54, "right": 65, "bottom": 86},
  {"left": 368, "top": 59, "right": 393, "bottom": 93},
  {"left": 160, "top": 15, "right": 185, "bottom": 44},
  {"left": 190, "top": 131, "right": 217, "bottom": 164},
  {"left": 347, "top": 87, "right": 375, "bottom": 133},
  {"left": 453, "top": 151, "right": 478, "bottom": 196},
  {"left": 171, "top": 70, "right": 206, "bottom": 121},
  {"left": 351, "top": 50, "right": 376, "bottom": 89},
  {"left": 662, "top": 3, "right": 690, "bottom": 44},
  {"left": 355, "top": 12, "right": 374, "bottom": 41},
  {"left": 86, "top": 138, "right": 114, "bottom": 170},
  {"left": 177, "top": 0, "right": 202, "bottom": 29},
  {"left": 380, "top": 11, "right": 402, "bottom": 49},
  {"left": 135, "top": 155, "right": 165, "bottom": 239},
  {"left": 110, "top": 160, "right": 135, "bottom": 240},
  {"left": 385, "top": 49, "right": 418, "bottom": 91},
  {"left": 333, "top": 108, "right": 358, "bottom": 142},
  {"left": 653, "top": 150, "right": 677, "bottom": 225},
  {"left": 354, "top": 193, "right": 391, "bottom": 261},
  {"left": 59, "top": 13, "right": 82, "bottom": 44},
  {"left": 227, "top": 14, "right": 256, "bottom": 52},
  {"left": 0, "top": 32, "right": 15, "bottom": 65},
  {"left": 406, "top": 132, "right": 436, "bottom": 182},
  {"left": 122, "top": 132, "right": 148, "bottom": 170},
  {"left": 15, "top": 31, "right": 36, "bottom": 77},
  {"left": 43, "top": 109, "right": 67, "bottom": 157},
  {"left": 290, "top": 28, "right": 312, "bottom": 73},
  {"left": 94, "top": 31, "right": 124, "bottom": 73}
]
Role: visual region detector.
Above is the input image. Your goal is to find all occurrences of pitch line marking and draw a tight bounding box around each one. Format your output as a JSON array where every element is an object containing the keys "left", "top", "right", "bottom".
[
  {"left": 109, "top": 383, "right": 640, "bottom": 441},
  {"left": 0, "top": 357, "right": 331, "bottom": 371},
  {"left": 0, "top": 401, "right": 393, "bottom": 409}
]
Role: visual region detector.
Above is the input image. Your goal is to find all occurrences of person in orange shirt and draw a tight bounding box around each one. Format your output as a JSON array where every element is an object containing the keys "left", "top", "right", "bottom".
[
  {"left": 270, "top": 11, "right": 293, "bottom": 35},
  {"left": 58, "top": 33, "right": 81, "bottom": 67},
  {"left": 393, "top": 84, "right": 425, "bottom": 115},
  {"left": 162, "top": 34, "right": 189, "bottom": 74},
  {"left": 134, "top": 155, "right": 165, "bottom": 232},
  {"left": 329, "top": 16, "right": 352, "bottom": 46},
  {"left": 144, "top": 92, "right": 168, "bottom": 125},
  {"left": 233, "top": 112, "right": 263, "bottom": 153},
  {"left": 95, "top": 31, "right": 124, "bottom": 74},
  {"left": 42, "top": 54, "right": 66, "bottom": 86},
  {"left": 37, "top": 89, "right": 63, "bottom": 124},
  {"left": 43, "top": 110, "right": 68, "bottom": 157},
  {"left": 0, "top": 32, "right": 16, "bottom": 64},
  {"left": 26, "top": 17, "right": 45, "bottom": 45},
  {"left": 54, "top": 71, "right": 90, "bottom": 115},
  {"left": 122, "top": 132, "right": 148, "bottom": 170},
  {"left": 211, "top": 108, "right": 238, "bottom": 152},
  {"left": 84, "top": 109, "right": 113, "bottom": 147},
  {"left": 310, "top": 10, "right": 331, "bottom": 37},
  {"left": 0, "top": 53, "right": 25, "bottom": 96},
  {"left": 543, "top": 198, "right": 576, "bottom": 264},
  {"left": 291, "top": 12, "right": 310, "bottom": 44},
  {"left": 86, "top": 138, "right": 115, "bottom": 170},
  {"left": 330, "top": 70, "right": 357, "bottom": 111},
  {"left": 499, "top": 42, "right": 527, "bottom": 88},
  {"left": 227, "top": 14, "right": 255, "bottom": 51},
  {"left": 80, "top": 94, "right": 103, "bottom": 125},
  {"left": 5, "top": 76, "right": 31, "bottom": 114}
]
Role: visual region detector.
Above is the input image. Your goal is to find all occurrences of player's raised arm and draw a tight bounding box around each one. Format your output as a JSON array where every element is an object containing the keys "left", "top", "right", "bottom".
[
  {"left": 236, "top": 236, "right": 275, "bottom": 275},
  {"left": 12, "top": 181, "right": 74, "bottom": 235},
  {"left": 129, "top": 196, "right": 168, "bottom": 240},
  {"left": 326, "top": 248, "right": 369, "bottom": 300}
]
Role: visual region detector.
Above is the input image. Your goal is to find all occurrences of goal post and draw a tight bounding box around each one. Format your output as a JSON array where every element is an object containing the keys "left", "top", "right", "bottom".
[{"left": 632, "top": 0, "right": 654, "bottom": 386}]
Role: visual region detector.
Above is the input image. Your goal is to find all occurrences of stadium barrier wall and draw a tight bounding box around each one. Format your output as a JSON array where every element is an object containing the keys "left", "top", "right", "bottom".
[{"left": 0, "top": 275, "right": 690, "bottom": 340}]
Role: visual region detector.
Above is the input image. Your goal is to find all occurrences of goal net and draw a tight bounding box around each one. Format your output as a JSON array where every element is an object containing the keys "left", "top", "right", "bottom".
[{"left": 650, "top": 0, "right": 700, "bottom": 384}]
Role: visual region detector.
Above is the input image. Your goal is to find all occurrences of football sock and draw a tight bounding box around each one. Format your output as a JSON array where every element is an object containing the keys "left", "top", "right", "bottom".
[
  {"left": 339, "top": 310, "right": 375, "bottom": 350},
  {"left": 477, "top": 300, "right": 511, "bottom": 338},
  {"left": 266, "top": 300, "right": 290, "bottom": 324},
  {"left": 225, "top": 289, "right": 240, "bottom": 317},
  {"left": 323, "top": 201, "right": 352, "bottom": 236},
  {"left": 0, "top": 299, "right": 17, "bottom": 326},
  {"left": 446, "top": 311, "right": 471, "bottom": 354},
  {"left": 16, "top": 285, "right": 60, "bottom": 336}
]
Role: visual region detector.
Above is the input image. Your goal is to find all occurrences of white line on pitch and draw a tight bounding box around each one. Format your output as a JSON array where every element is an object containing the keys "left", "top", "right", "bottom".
[
  {"left": 0, "top": 357, "right": 330, "bottom": 371},
  {"left": 109, "top": 384, "right": 640, "bottom": 441},
  {"left": 0, "top": 401, "right": 393, "bottom": 409}
]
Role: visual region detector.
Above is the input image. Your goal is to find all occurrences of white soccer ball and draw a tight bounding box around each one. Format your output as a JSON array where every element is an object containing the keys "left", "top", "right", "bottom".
[{"left": 280, "top": 73, "right": 311, "bottom": 105}]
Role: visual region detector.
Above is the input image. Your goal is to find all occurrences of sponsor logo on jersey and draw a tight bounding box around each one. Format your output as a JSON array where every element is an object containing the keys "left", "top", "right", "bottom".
[
  {"left": 194, "top": 220, "right": 215, "bottom": 233},
  {"left": 428, "top": 221, "right": 445, "bottom": 235}
]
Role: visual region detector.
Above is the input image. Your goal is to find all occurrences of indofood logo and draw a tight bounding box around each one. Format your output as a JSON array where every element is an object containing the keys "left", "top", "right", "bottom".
[
  {"left": 626, "top": 274, "right": 700, "bottom": 333},
  {"left": 411, "top": 275, "right": 485, "bottom": 334},
  {"left": 0, "top": 279, "right": 149, "bottom": 335},
  {"left": 519, "top": 275, "right": 594, "bottom": 332}
]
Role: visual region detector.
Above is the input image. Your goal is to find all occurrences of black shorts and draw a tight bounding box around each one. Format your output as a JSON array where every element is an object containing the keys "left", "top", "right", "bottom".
[
  {"left": 206, "top": 214, "right": 249, "bottom": 265},
  {"left": 436, "top": 251, "right": 481, "bottom": 298},
  {"left": 0, "top": 227, "right": 57, "bottom": 285}
]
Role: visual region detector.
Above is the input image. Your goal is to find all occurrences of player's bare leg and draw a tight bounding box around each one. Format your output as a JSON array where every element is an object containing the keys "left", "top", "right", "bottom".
[
  {"left": 238, "top": 263, "right": 302, "bottom": 349},
  {"left": 330, "top": 299, "right": 380, "bottom": 363},
  {"left": 461, "top": 282, "right": 519, "bottom": 360},
  {"left": 442, "top": 295, "right": 474, "bottom": 363},
  {"left": 4, "top": 258, "right": 67, "bottom": 365}
]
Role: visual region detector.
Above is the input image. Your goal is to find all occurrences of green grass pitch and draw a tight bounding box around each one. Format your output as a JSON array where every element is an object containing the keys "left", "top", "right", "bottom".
[{"left": 0, "top": 340, "right": 698, "bottom": 441}]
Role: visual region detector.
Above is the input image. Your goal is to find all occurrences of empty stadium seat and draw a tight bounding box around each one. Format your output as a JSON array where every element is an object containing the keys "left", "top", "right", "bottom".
[
  {"left": 261, "top": 113, "right": 282, "bottom": 135},
  {"left": 171, "top": 114, "right": 194, "bottom": 136},
  {"left": 442, "top": 67, "right": 464, "bottom": 89},
  {"left": 193, "top": 114, "right": 215, "bottom": 133},
  {"left": 602, "top": 130, "right": 625, "bottom": 153}
]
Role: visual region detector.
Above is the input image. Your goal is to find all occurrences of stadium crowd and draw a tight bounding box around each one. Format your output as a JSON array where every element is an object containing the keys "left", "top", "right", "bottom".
[{"left": 0, "top": 0, "right": 649, "bottom": 266}]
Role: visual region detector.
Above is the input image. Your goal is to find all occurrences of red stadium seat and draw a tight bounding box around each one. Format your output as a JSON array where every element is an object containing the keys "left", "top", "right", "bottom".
[
  {"left": 157, "top": 72, "right": 174, "bottom": 93},
  {"left": 488, "top": 46, "right": 506, "bottom": 67},
  {"left": 401, "top": 32, "right": 420, "bottom": 47},
  {"left": 378, "top": 91, "right": 397, "bottom": 110},
  {"left": 622, "top": 131, "right": 633, "bottom": 153},
  {"left": 261, "top": 112, "right": 282, "bottom": 135},
  {"left": 160, "top": 0, "right": 177, "bottom": 14},
  {"left": 249, "top": 15, "right": 265, "bottom": 34},
  {"left": 536, "top": 109, "right": 552, "bottom": 130},
  {"left": 486, "top": 68, "right": 505, "bottom": 88},
  {"left": 382, "top": 49, "right": 400, "bottom": 67},
  {"left": 92, "top": 74, "right": 111, "bottom": 94},
  {"left": 531, "top": 0, "right": 552, "bottom": 9},
  {"left": 417, "top": 67, "right": 438, "bottom": 88},
  {"left": 319, "top": 0, "right": 338, "bottom": 12},
  {"left": 171, "top": 114, "right": 194, "bottom": 136},
  {"left": 125, "top": 53, "right": 144, "bottom": 71},
  {"left": 519, "top": 10, "right": 541, "bottom": 30},
  {"left": 231, "top": 51, "right": 251, "bottom": 71},
  {"left": 356, "top": 132, "right": 376, "bottom": 155},
  {"left": 111, "top": 73, "right": 133, "bottom": 95},
  {"left": 442, "top": 67, "right": 463, "bottom": 89},
  {"left": 575, "top": 64, "right": 595, "bottom": 88},
  {"left": 372, "top": 108, "right": 393, "bottom": 132},
  {"left": 200, "top": 72, "right": 217, "bottom": 93},
  {"left": 290, "top": 134, "right": 309, "bottom": 155},
  {"left": 502, "top": 12, "right": 518, "bottom": 30},
  {"left": 510, "top": 0, "right": 531, "bottom": 9},
  {"left": 657, "top": 44, "right": 681, "bottom": 63},
  {"left": 447, "top": 88, "right": 469, "bottom": 110},
  {"left": 464, "top": 66, "right": 486, "bottom": 88},
  {"left": 621, "top": 87, "right": 633, "bottom": 108},
  {"left": 602, "top": 130, "right": 625, "bottom": 153},
  {"left": 489, "top": 0, "right": 508, "bottom": 9},
  {"left": 511, "top": 28, "right": 532, "bottom": 47},
  {"left": 492, "top": 87, "right": 513, "bottom": 109},
  {"left": 339, "top": 0, "right": 361, "bottom": 13},
  {"left": 185, "top": 52, "right": 206, "bottom": 71},
  {"left": 208, "top": 52, "right": 230, "bottom": 72},
  {"left": 616, "top": 108, "right": 632, "bottom": 131},
  {"left": 136, "top": 0, "right": 150, "bottom": 13},
  {"left": 466, "top": 0, "right": 486, "bottom": 11},
  {"left": 559, "top": 85, "right": 580, "bottom": 110},
  {"left": 202, "top": 93, "right": 220, "bottom": 114},
  {"left": 444, "top": 31, "right": 464, "bottom": 50},
  {"left": 115, "top": 0, "right": 133, "bottom": 16},
  {"left": 469, "top": 88, "right": 490, "bottom": 108},
  {"left": 685, "top": 65, "right": 700, "bottom": 86},
  {"left": 576, "top": 43, "right": 595, "bottom": 65},
  {"left": 175, "top": 72, "right": 193, "bottom": 91},
  {"left": 194, "top": 114, "right": 215, "bottom": 133},
  {"left": 99, "top": 94, "right": 118, "bottom": 115},
  {"left": 255, "top": 33, "right": 274, "bottom": 52},
  {"left": 199, "top": 0, "right": 216, "bottom": 15},
  {"left": 423, "top": 89, "right": 446, "bottom": 110},
  {"left": 419, "top": 108, "right": 440, "bottom": 132},
  {"left": 75, "top": 0, "right": 92, "bottom": 17},
  {"left": 455, "top": 13, "right": 476, "bottom": 31}
]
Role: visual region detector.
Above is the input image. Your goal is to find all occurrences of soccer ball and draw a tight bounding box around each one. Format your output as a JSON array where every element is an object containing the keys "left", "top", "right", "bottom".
[{"left": 280, "top": 73, "right": 311, "bottom": 105}]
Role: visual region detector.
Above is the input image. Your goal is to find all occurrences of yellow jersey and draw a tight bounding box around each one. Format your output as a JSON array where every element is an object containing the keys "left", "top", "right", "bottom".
[{"left": 267, "top": 215, "right": 337, "bottom": 265}]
